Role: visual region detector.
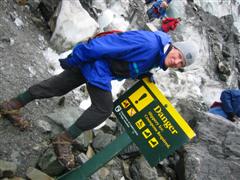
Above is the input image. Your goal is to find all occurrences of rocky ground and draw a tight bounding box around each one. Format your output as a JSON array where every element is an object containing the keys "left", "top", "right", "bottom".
[
  {"left": 0, "top": 0, "right": 77, "bottom": 177},
  {"left": 0, "top": 1, "right": 240, "bottom": 180}
]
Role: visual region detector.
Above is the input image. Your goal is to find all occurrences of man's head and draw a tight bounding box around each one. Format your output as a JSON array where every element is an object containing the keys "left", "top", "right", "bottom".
[
  {"left": 164, "top": 41, "right": 198, "bottom": 68},
  {"left": 161, "top": 1, "right": 169, "bottom": 8}
]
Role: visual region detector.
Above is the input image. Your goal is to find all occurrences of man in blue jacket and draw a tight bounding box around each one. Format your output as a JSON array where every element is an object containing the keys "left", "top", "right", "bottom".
[
  {"left": 0, "top": 30, "right": 198, "bottom": 169},
  {"left": 209, "top": 89, "right": 240, "bottom": 122}
]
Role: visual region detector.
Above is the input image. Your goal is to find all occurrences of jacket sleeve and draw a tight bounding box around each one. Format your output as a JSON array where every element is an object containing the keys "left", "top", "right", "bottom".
[
  {"left": 65, "top": 34, "right": 142, "bottom": 67},
  {"left": 220, "top": 90, "right": 234, "bottom": 114}
]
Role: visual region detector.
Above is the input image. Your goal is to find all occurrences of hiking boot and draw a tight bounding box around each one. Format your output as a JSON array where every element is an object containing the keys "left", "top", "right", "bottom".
[
  {"left": 0, "top": 99, "right": 29, "bottom": 130},
  {"left": 0, "top": 98, "right": 23, "bottom": 114},
  {"left": 52, "top": 132, "right": 75, "bottom": 170},
  {"left": 6, "top": 114, "right": 29, "bottom": 130}
]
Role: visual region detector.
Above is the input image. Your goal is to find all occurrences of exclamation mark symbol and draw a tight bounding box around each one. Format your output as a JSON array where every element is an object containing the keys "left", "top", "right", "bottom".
[{"left": 135, "top": 93, "right": 147, "bottom": 104}]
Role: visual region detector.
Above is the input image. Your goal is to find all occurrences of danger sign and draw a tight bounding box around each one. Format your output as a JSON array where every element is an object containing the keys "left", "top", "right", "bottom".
[{"left": 113, "top": 78, "right": 195, "bottom": 167}]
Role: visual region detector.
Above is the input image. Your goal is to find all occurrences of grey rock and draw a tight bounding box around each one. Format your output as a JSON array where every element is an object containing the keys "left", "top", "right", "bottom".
[
  {"left": 76, "top": 152, "right": 89, "bottom": 164},
  {"left": 217, "top": 61, "right": 230, "bottom": 75},
  {"left": 75, "top": 130, "right": 94, "bottom": 150},
  {"left": 26, "top": 167, "right": 54, "bottom": 180},
  {"left": 222, "top": 45, "right": 231, "bottom": 58},
  {"left": 101, "top": 119, "right": 117, "bottom": 134},
  {"left": 116, "top": 121, "right": 140, "bottom": 159},
  {"left": 46, "top": 106, "right": 84, "bottom": 129},
  {"left": 130, "top": 156, "right": 158, "bottom": 180},
  {"left": 97, "top": 158, "right": 124, "bottom": 180},
  {"left": 37, "top": 147, "right": 65, "bottom": 176},
  {"left": 37, "top": 120, "right": 52, "bottom": 133},
  {"left": 38, "top": 0, "right": 59, "bottom": 22},
  {"left": 183, "top": 112, "right": 240, "bottom": 180},
  {"left": 0, "top": 160, "right": 17, "bottom": 178},
  {"left": 92, "top": 131, "right": 116, "bottom": 151},
  {"left": 1, "top": 177, "right": 25, "bottom": 180}
]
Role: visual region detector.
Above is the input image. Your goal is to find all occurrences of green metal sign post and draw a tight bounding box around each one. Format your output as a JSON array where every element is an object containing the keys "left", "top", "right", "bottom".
[
  {"left": 57, "top": 78, "right": 195, "bottom": 179},
  {"left": 57, "top": 132, "right": 132, "bottom": 180}
]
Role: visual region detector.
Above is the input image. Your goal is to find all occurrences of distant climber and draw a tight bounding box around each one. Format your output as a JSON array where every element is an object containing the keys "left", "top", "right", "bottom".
[
  {"left": 146, "top": 0, "right": 172, "bottom": 21},
  {"left": 209, "top": 89, "right": 240, "bottom": 122},
  {"left": 0, "top": 30, "right": 198, "bottom": 170},
  {"left": 161, "top": 17, "right": 181, "bottom": 33}
]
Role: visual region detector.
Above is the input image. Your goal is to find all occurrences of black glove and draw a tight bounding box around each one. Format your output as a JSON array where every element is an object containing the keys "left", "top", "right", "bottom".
[
  {"left": 148, "top": 73, "right": 156, "bottom": 83},
  {"left": 227, "top": 112, "right": 235, "bottom": 122},
  {"left": 137, "top": 72, "right": 156, "bottom": 83},
  {"left": 59, "top": 58, "right": 72, "bottom": 70},
  {"left": 233, "top": 115, "right": 240, "bottom": 122}
]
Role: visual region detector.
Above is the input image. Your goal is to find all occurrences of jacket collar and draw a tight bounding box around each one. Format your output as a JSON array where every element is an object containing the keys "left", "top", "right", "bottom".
[{"left": 160, "top": 43, "right": 173, "bottom": 70}]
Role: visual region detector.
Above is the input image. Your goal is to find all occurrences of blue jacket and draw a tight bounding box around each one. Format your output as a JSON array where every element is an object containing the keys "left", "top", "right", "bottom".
[
  {"left": 220, "top": 90, "right": 240, "bottom": 117},
  {"left": 65, "top": 30, "right": 172, "bottom": 91}
]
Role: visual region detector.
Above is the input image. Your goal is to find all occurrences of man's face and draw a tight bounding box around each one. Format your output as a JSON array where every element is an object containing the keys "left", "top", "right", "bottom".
[
  {"left": 161, "top": 1, "right": 169, "bottom": 8},
  {"left": 164, "top": 48, "right": 185, "bottom": 68}
]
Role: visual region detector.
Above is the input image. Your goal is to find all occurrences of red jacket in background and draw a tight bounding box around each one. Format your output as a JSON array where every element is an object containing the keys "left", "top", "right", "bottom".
[{"left": 161, "top": 17, "right": 180, "bottom": 33}]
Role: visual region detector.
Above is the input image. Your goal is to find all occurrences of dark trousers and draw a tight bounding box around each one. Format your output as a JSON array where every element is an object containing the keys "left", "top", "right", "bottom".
[{"left": 28, "top": 69, "right": 113, "bottom": 131}]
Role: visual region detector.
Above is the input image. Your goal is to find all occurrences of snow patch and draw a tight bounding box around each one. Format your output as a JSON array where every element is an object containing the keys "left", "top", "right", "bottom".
[
  {"left": 14, "top": 18, "right": 24, "bottom": 27},
  {"left": 50, "top": 0, "right": 99, "bottom": 51}
]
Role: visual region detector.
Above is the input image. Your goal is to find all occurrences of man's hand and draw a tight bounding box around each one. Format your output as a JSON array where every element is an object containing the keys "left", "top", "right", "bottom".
[
  {"left": 137, "top": 72, "right": 156, "bottom": 83},
  {"left": 59, "top": 58, "right": 72, "bottom": 70},
  {"left": 232, "top": 115, "right": 240, "bottom": 122},
  {"left": 148, "top": 73, "right": 156, "bottom": 83}
]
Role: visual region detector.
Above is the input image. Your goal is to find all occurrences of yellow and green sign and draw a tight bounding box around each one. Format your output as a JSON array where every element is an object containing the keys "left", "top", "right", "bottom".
[{"left": 113, "top": 78, "right": 196, "bottom": 167}]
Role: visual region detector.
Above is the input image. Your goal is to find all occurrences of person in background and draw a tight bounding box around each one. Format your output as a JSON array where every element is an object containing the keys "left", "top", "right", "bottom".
[
  {"left": 209, "top": 89, "right": 240, "bottom": 122},
  {"left": 0, "top": 30, "right": 198, "bottom": 170},
  {"left": 146, "top": 0, "right": 172, "bottom": 21},
  {"left": 161, "top": 17, "right": 181, "bottom": 33}
]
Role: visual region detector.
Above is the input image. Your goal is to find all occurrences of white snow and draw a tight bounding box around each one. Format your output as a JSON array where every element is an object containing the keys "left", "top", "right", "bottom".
[
  {"left": 96, "top": 0, "right": 130, "bottom": 31},
  {"left": 98, "top": 9, "right": 114, "bottom": 29},
  {"left": 79, "top": 97, "right": 91, "bottom": 110},
  {"left": 50, "top": 0, "right": 99, "bottom": 51},
  {"left": 195, "top": 0, "right": 240, "bottom": 31},
  {"left": 42, "top": 47, "right": 63, "bottom": 75},
  {"left": 14, "top": 17, "right": 24, "bottom": 27}
]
